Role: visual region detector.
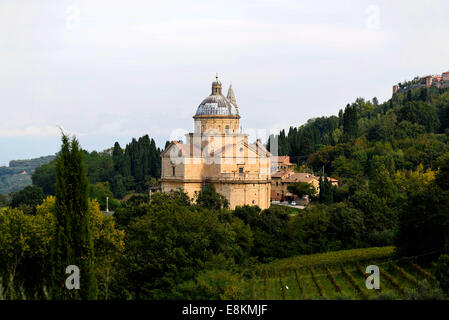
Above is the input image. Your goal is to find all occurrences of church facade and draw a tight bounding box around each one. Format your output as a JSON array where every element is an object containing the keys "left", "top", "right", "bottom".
[{"left": 160, "top": 77, "right": 271, "bottom": 209}]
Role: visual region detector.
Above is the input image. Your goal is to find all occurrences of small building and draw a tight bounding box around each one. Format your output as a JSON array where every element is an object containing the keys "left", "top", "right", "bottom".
[
  {"left": 270, "top": 171, "right": 319, "bottom": 202},
  {"left": 270, "top": 170, "right": 339, "bottom": 203},
  {"left": 270, "top": 156, "right": 294, "bottom": 173}
]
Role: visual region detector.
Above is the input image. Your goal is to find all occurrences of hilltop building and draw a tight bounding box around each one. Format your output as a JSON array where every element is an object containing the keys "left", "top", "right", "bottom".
[
  {"left": 393, "top": 70, "right": 449, "bottom": 94},
  {"left": 161, "top": 76, "right": 271, "bottom": 209}
]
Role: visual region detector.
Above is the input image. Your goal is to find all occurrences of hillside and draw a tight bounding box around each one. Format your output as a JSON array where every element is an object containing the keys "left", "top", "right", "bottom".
[{"left": 0, "top": 155, "right": 55, "bottom": 195}]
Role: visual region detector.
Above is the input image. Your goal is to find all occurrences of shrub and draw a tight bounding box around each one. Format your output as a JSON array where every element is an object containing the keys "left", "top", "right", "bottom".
[
  {"left": 403, "top": 280, "right": 444, "bottom": 300},
  {"left": 434, "top": 254, "right": 449, "bottom": 293},
  {"left": 172, "top": 269, "right": 247, "bottom": 300}
]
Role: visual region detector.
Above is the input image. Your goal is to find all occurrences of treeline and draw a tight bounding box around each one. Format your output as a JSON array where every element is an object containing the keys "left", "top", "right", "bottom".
[
  {"left": 31, "top": 135, "right": 162, "bottom": 208},
  {"left": 269, "top": 86, "right": 449, "bottom": 173}
]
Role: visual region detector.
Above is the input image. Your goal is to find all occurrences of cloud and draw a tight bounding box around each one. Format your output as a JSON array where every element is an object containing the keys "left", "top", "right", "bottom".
[
  {"left": 1, "top": 0, "right": 449, "bottom": 164},
  {"left": 0, "top": 125, "right": 61, "bottom": 137}
]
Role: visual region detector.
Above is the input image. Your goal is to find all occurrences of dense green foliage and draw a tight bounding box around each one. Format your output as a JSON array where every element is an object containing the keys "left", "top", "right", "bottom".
[
  {"left": 287, "top": 181, "right": 316, "bottom": 199},
  {"left": 435, "top": 254, "right": 449, "bottom": 294},
  {"left": 9, "top": 185, "right": 45, "bottom": 214},
  {"left": 0, "top": 194, "right": 7, "bottom": 207},
  {"left": 32, "top": 135, "right": 162, "bottom": 202},
  {"left": 267, "top": 86, "right": 449, "bottom": 264},
  {"left": 269, "top": 89, "right": 449, "bottom": 174},
  {"left": 195, "top": 184, "right": 229, "bottom": 210},
  {"left": 395, "top": 152, "right": 449, "bottom": 260},
  {"left": 0, "top": 196, "right": 124, "bottom": 300},
  {"left": 112, "top": 192, "right": 252, "bottom": 299}
]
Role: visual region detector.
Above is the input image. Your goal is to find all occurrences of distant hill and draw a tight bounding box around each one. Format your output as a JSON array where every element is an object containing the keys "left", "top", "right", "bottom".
[{"left": 0, "top": 155, "right": 56, "bottom": 195}]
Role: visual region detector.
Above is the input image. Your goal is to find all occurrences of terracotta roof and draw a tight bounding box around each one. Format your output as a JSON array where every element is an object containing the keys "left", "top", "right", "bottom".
[
  {"left": 271, "top": 170, "right": 318, "bottom": 182},
  {"left": 271, "top": 170, "right": 290, "bottom": 178},
  {"left": 284, "top": 172, "right": 318, "bottom": 183},
  {"left": 271, "top": 156, "right": 292, "bottom": 164}
]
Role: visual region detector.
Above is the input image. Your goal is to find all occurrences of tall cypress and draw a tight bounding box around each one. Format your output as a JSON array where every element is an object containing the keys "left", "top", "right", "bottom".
[
  {"left": 319, "top": 176, "right": 333, "bottom": 204},
  {"left": 112, "top": 142, "right": 124, "bottom": 174},
  {"left": 50, "top": 134, "right": 97, "bottom": 299}
]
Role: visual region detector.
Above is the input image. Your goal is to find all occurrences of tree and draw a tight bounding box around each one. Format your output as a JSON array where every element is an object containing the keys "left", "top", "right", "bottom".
[
  {"left": 318, "top": 176, "right": 334, "bottom": 204},
  {"left": 0, "top": 207, "right": 52, "bottom": 297},
  {"left": 32, "top": 161, "right": 57, "bottom": 195},
  {"left": 369, "top": 163, "right": 397, "bottom": 202},
  {"left": 9, "top": 185, "right": 45, "bottom": 214},
  {"left": 435, "top": 254, "right": 449, "bottom": 294},
  {"left": 287, "top": 182, "right": 316, "bottom": 199},
  {"left": 435, "top": 152, "right": 449, "bottom": 191},
  {"left": 112, "top": 142, "right": 125, "bottom": 174},
  {"left": 173, "top": 269, "right": 246, "bottom": 300},
  {"left": 34, "top": 196, "right": 124, "bottom": 300},
  {"left": 195, "top": 184, "right": 229, "bottom": 210},
  {"left": 0, "top": 194, "right": 8, "bottom": 207},
  {"left": 397, "top": 101, "right": 440, "bottom": 133},
  {"left": 234, "top": 205, "right": 290, "bottom": 261},
  {"left": 50, "top": 134, "right": 97, "bottom": 299},
  {"left": 287, "top": 205, "right": 330, "bottom": 255},
  {"left": 111, "top": 174, "right": 126, "bottom": 199},
  {"left": 327, "top": 202, "right": 364, "bottom": 250},
  {"left": 395, "top": 182, "right": 449, "bottom": 260},
  {"left": 350, "top": 190, "right": 397, "bottom": 236},
  {"left": 88, "top": 181, "right": 114, "bottom": 211},
  {"left": 343, "top": 103, "right": 359, "bottom": 140}
]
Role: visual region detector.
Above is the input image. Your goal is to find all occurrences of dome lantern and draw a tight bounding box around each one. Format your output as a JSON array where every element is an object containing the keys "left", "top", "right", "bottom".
[{"left": 211, "top": 74, "right": 222, "bottom": 95}]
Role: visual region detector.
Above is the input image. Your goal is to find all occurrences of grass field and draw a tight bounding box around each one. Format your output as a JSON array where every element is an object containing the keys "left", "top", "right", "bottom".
[{"left": 245, "top": 247, "right": 444, "bottom": 300}]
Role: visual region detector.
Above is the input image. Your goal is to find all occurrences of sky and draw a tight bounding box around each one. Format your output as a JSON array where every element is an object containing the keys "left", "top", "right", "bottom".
[{"left": 1, "top": 0, "right": 449, "bottom": 166}]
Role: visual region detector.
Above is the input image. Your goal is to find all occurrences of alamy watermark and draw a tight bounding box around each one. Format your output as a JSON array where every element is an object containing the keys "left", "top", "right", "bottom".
[
  {"left": 66, "top": 2, "right": 81, "bottom": 31},
  {"left": 365, "top": 265, "right": 380, "bottom": 290},
  {"left": 65, "top": 265, "right": 80, "bottom": 290},
  {"left": 365, "top": 5, "right": 381, "bottom": 30}
]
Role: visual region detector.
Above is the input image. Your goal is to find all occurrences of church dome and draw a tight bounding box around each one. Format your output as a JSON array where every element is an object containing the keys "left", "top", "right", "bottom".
[
  {"left": 194, "top": 76, "right": 239, "bottom": 117},
  {"left": 195, "top": 95, "right": 238, "bottom": 116}
]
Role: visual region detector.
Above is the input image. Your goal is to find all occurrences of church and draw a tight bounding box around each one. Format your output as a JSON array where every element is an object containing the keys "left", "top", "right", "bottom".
[{"left": 160, "top": 76, "right": 271, "bottom": 209}]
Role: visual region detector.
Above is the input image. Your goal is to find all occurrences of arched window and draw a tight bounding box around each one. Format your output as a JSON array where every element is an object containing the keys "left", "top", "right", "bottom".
[
  {"left": 225, "top": 125, "right": 229, "bottom": 134},
  {"left": 172, "top": 166, "right": 175, "bottom": 176}
]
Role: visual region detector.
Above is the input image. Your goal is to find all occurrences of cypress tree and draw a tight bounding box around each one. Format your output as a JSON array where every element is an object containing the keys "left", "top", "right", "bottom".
[
  {"left": 50, "top": 134, "right": 98, "bottom": 299},
  {"left": 319, "top": 176, "right": 333, "bottom": 204},
  {"left": 112, "top": 142, "right": 124, "bottom": 174}
]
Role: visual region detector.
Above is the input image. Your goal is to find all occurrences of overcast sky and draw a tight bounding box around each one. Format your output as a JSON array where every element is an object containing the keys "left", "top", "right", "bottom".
[{"left": 1, "top": 0, "right": 449, "bottom": 165}]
